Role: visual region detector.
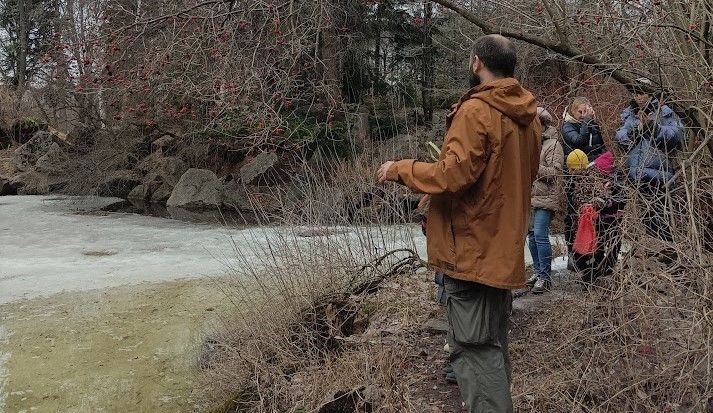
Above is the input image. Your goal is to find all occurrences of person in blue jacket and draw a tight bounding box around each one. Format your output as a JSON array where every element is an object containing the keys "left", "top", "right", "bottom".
[{"left": 615, "top": 78, "right": 685, "bottom": 242}]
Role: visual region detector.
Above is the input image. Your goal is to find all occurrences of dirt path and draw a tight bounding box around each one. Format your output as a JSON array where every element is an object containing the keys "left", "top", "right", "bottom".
[{"left": 0, "top": 278, "right": 231, "bottom": 412}]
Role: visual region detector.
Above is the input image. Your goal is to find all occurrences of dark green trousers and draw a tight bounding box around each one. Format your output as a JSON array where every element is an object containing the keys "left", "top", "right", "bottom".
[{"left": 444, "top": 275, "right": 513, "bottom": 413}]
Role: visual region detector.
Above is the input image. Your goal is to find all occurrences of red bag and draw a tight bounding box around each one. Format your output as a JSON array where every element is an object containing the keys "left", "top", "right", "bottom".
[{"left": 573, "top": 203, "right": 599, "bottom": 255}]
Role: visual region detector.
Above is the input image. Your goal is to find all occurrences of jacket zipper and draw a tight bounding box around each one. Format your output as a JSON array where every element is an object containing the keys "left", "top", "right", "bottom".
[{"left": 450, "top": 200, "right": 457, "bottom": 257}]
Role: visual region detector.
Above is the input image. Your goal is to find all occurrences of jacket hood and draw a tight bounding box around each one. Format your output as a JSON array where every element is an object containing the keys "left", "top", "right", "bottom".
[
  {"left": 542, "top": 125, "right": 559, "bottom": 141},
  {"left": 591, "top": 151, "right": 615, "bottom": 175},
  {"left": 467, "top": 78, "right": 537, "bottom": 126},
  {"left": 537, "top": 107, "right": 554, "bottom": 126}
]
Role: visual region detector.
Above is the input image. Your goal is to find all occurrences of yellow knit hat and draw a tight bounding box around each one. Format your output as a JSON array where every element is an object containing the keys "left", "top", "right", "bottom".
[{"left": 566, "top": 149, "right": 589, "bottom": 170}]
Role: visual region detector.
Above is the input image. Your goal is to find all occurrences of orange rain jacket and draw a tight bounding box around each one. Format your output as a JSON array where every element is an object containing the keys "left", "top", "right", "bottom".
[{"left": 387, "top": 78, "right": 542, "bottom": 289}]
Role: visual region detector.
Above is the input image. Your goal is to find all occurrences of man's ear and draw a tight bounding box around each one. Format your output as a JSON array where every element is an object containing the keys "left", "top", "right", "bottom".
[{"left": 472, "top": 56, "right": 481, "bottom": 73}]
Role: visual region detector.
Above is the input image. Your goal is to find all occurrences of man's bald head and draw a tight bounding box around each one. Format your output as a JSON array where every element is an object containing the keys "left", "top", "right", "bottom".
[{"left": 470, "top": 34, "right": 517, "bottom": 78}]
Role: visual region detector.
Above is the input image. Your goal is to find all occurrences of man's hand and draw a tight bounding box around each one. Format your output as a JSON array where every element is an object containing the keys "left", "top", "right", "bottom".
[
  {"left": 418, "top": 194, "right": 431, "bottom": 210},
  {"left": 376, "top": 161, "right": 395, "bottom": 183}
]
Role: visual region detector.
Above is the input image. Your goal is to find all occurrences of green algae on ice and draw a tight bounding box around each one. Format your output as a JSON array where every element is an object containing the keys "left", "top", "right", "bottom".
[{"left": 0, "top": 278, "right": 230, "bottom": 413}]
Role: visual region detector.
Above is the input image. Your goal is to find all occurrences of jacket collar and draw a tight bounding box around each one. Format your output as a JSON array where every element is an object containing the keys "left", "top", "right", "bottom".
[{"left": 563, "top": 109, "right": 579, "bottom": 124}]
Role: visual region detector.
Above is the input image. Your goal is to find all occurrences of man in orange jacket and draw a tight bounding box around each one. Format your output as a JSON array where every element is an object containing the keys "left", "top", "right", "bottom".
[{"left": 377, "top": 34, "right": 541, "bottom": 412}]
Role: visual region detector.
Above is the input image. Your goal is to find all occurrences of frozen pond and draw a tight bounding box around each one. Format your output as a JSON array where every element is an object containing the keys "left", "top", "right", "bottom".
[
  {"left": 1, "top": 195, "right": 251, "bottom": 304},
  {"left": 0, "top": 196, "right": 427, "bottom": 305}
]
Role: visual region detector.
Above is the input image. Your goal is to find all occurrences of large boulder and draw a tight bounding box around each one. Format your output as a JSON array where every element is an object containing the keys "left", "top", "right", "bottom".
[
  {"left": 221, "top": 177, "right": 302, "bottom": 214},
  {"left": 240, "top": 151, "right": 279, "bottom": 185},
  {"left": 98, "top": 170, "right": 142, "bottom": 198},
  {"left": 154, "top": 156, "right": 188, "bottom": 187},
  {"left": 12, "top": 131, "right": 62, "bottom": 171},
  {"left": 9, "top": 170, "right": 49, "bottom": 195},
  {"left": 35, "top": 143, "right": 69, "bottom": 175},
  {"left": 137, "top": 154, "right": 188, "bottom": 204},
  {"left": 166, "top": 168, "right": 221, "bottom": 209},
  {"left": 46, "top": 176, "right": 68, "bottom": 193},
  {"left": 221, "top": 178, "right": 252, "bottom": 210},
  {"left": 127, "top": 183, "right": 158, "bottom": 202}
]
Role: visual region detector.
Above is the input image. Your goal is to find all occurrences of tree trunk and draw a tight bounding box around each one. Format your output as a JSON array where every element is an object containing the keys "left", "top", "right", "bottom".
[
  {"left": 135, "top": 0, "right": 142, "bottom": 23},
  {"left": 421, "top": 2, "right": 434, "bottom": 126},
  {"left": 373, "top": 1, "right": 383, "bottom": 81},
  {"left": 16, "top": 0, "right": 28, "bottom": 96},
  {"left": 318, "top": 0, "right": 342, "bottom": 106}
]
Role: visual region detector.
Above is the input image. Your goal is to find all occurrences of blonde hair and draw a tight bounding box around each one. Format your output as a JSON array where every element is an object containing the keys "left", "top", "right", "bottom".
[{"left": 568, "top": 97, "right": 591, "bottom": 117}]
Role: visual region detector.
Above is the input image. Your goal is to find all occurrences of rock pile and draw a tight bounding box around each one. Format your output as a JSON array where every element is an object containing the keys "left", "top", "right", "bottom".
[{"left": 0, "top": 130, "right": 70, "bottom": 195}]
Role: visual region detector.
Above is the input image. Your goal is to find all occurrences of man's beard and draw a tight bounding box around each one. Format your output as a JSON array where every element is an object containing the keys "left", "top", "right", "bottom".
[{"left": 469, "top": 71, "right": 481, "bottom": 88}]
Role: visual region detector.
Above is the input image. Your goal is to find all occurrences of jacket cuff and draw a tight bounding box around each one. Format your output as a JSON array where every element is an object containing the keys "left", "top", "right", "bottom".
[{"left": 386, "top": 159, "right": 415, "bottom": 183}]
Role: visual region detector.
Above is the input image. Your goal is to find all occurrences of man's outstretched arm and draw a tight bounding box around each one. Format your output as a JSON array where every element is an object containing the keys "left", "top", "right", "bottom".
[{"left": 377, "top": 107, "right": 489, "bottom": 194}]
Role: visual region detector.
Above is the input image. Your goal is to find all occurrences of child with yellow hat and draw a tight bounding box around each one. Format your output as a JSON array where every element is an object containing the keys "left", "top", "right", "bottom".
[{"left": 564, "top": 148, "right": 591, "bottom": 271}]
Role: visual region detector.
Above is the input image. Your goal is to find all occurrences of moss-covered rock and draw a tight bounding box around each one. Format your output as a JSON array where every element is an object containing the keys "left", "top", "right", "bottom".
[{"left": 10, "top": 117, "right": 48, "bottom": 144}]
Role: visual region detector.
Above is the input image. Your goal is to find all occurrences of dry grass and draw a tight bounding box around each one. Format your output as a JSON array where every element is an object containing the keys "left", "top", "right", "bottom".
[
  {"left": 511, "top": 268, "right": 710, "bottom": 412},
  {"left": 185, "top": 93, "right": 713, "bottom": 413},
  {"left": 196, "top": 243, "right": 424, "bottom": 412},
  {"left": 193, "top": 147, "right": 427, "bottom": 412}
]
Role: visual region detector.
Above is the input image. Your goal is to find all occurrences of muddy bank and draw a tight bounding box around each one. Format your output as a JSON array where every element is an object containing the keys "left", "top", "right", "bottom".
[{"left": 0, "top": 279, "right": 230, "bottom": 412}]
